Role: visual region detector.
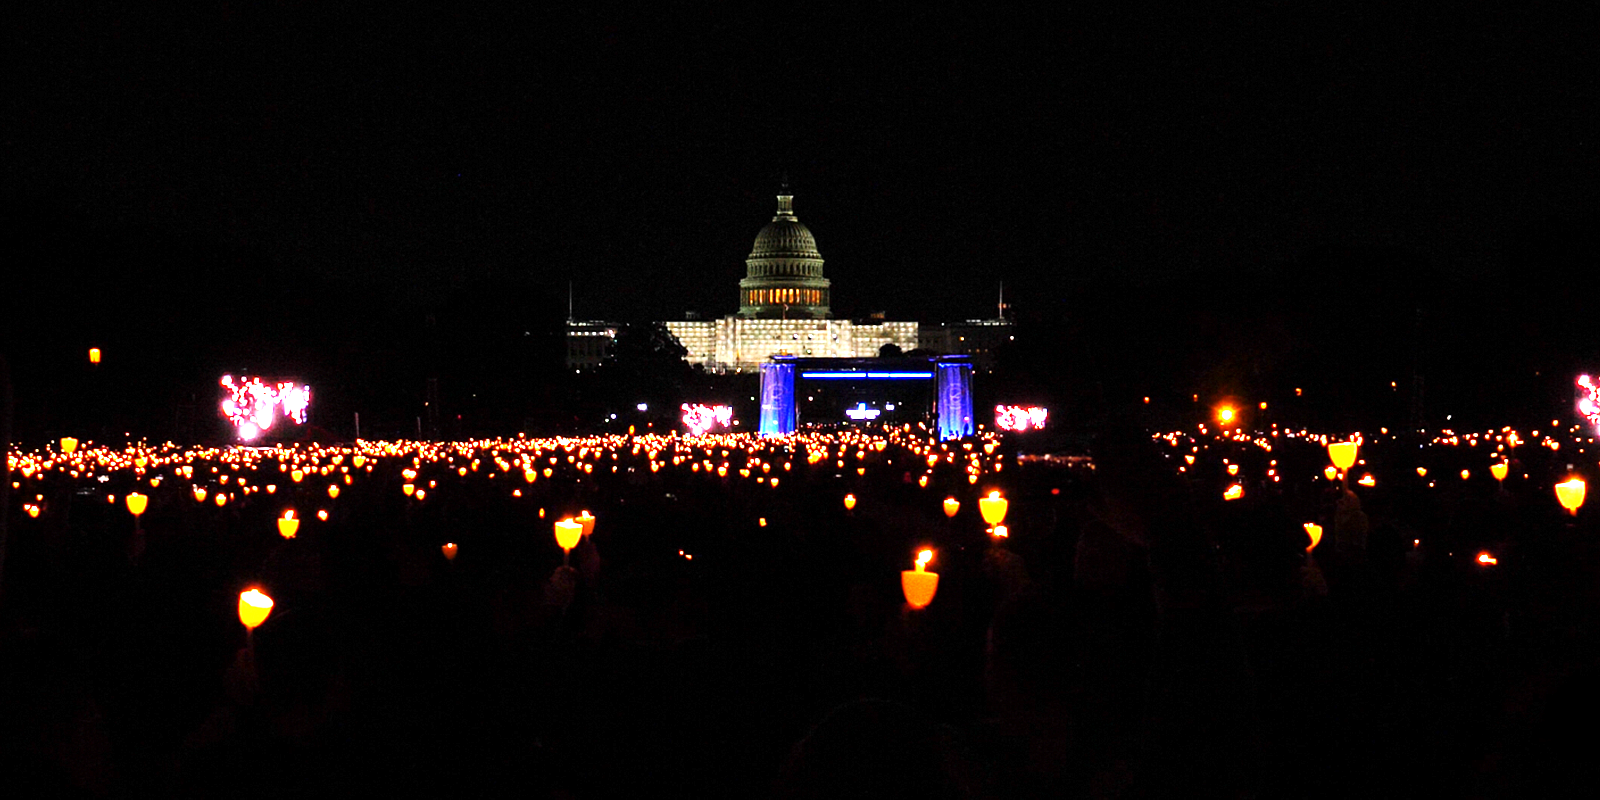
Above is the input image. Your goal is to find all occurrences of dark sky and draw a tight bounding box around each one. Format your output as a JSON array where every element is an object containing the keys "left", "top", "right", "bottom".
[{"left": 4, "top": 5, "right": 1599, "bottom": 430}]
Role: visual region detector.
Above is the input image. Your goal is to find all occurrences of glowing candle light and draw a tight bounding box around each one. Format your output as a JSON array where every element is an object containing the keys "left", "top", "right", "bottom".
[
  {"left": 277, "top": 510, "right": 299, "bottom": 539},
  {"left": 125, "top": 493, "right": 148, "bottom": 516},
  {"left": 60, "top": 437, "right": 78, "bottom": 454},
  {"left": 1223, "top": 484, "right": 1244, "bottom": 501},
  {"left": 327, "top": 484, "right": 340, "bottom": 498},
  {"left": 554, "top": 518, "right": 583, "bottom": 557},
  {"left": 316, "top": 509, "right": 328, "bottom": 521},
  {"left": 978, "top": 490, "right": 1008, "bottom": 526},
  {"left": 215, "top": 493, "right": 228, "bottom": 507},
  {"left": 943, "top": 497, "right": 960, "bottom": 518},
  {"left": 901, "top": 549, "right": 939, "bottom": 609},
  {"left": 1556, "top": 478, "right": 1587, "bottom": 516},
  {"left": 844, "top": 493, "right": 857, "bottom": 511},
  {"left": 442, "top": 542, "right": 458, "bottom": 561},
  {"left": 88, "top": 347, "right": 101, "bottom": 364},
  {"left": 1416, "top": 467, "right": 1428, "bottom": 477},
  {"left": 1477, "top": 552, "right": 1498, "bottom": 566},
  {"left": 1327, "top": 441, "right": 1358, "bottom": 472},
  {"left": 577, "top": 510, "right": 595, "bottom": 537},
  {"left": 1357, "top": 474, "right": 1376, "bottom": 487},
  {"left": 1304, "top": 522, "right": 1323, "bottom": 552},
  {"left": 403, "top": 483, "right": 415, "bottom": 496},
  {"left": 238, "top": 588, "right": 274, "bottom": 631},
  {"left": 991, "top": 524, "right": 1009, "bottom": 539},
  {"left": 1324, "top": 466, "right": 1339, "bottom": 482},
  {"left": 1490, "top": 462, "right": 1508, "bottom": 482},
  {"left": 1227, "top": 463, "right": 1239, "bottom": 476}
]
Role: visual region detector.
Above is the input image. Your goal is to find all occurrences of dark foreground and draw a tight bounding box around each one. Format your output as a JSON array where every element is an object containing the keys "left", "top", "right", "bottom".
[{"left": 4, "top": 431, "right": 1600, "bottom": 798}]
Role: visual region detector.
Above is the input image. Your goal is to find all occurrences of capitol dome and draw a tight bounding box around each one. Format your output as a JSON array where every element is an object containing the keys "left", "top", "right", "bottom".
[{"left": 739, "top": 193, "right": 831, "bottom": 319}]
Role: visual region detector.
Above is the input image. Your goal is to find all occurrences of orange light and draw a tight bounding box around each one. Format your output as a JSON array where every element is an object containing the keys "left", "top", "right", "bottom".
[
  {"left": 1217, "top": 406, "right": 1236, "bottom": 425},
  {"left": 1489, "top": 462, "right": 1508, "bottom": 482},
  {"left": 1304, "top": 522, "right": 1323, "bottom": 551},
  {"left": 442, "top": 542, "right": 458, "bottom": 561},
  {"left": 902, "top": 548, "right": 939, "bottom": 609},
  {"left": 290, "top": 469, "right": 304, "bottom": 483},
  {"left": 125, "top": 492, "right": 148, "bottom": 516},
  {"left": 1476, "top": 552, "right": 1498, "bottom": 566},
  {"left": 403, "top": 483, "right": 415, "bottom": 496},
  {"left": 1324, "top": 466, "right": 1339, "bottom": 482},
  {"left": 1357, "top": 474, "right": 1375, "bottom": 487},
  {"left": 60, "top": 437, "right": 78, "bottom": 454},
  {"left": 991, "top": 524, "right": 1009, "bottom": 538},
  {"left": 1223, "top": 484, "right": 1244, "bottom": 501},
  {"left": 1328, "top": 441, "right": 1358, "bottom": 471},
  {"left": 327, "top": 484, "right": 340, "bottom": 498},
  {"left": 554, "top": 518, "right": 583, "bottom": 553},
  {"left": 843, "top": 494, "right": 856, "bottom": 511},
  {"left": 943, "top": 497, "right": 960, "bottom": 518},
  {"left": 238, "top": 588, "right": 274, "bottom": 630},
  {"left": 1416, "top": 467, "right": 1428, "bottom": 477},
  {"left": 1556, "top": 478, "right": 1587, "bottom": 516},
  {"left": 277, "top": 510, "right": 299, "bottom": 539},
  {"left": 88, "top": 347, "right": 101, "bottom": 364},
  {"left": 577, "top": 510, "right": 596, "bottom": 537},
  {"left": 316, "top": 509, "right": 328, "bottom": 521},
  {"left": 978, "top": 490, "right": 1008, "bottom": 526}
]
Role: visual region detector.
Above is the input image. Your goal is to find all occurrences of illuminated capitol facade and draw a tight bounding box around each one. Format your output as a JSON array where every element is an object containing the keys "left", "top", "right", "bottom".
[{"left": 660, "top": 192, "right": 918, "bottom": 373}]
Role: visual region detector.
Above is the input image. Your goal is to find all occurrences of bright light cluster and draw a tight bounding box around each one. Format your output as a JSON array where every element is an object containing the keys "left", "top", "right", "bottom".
[
  {"left": 1578, "top": 375, "right": 1600, "bottom": 433},
  {"left": 220, "top": 375, "right": 312, "bottom": 441},
  {"left": 995, "top": 405, "right": 1048, "bottom": 432},
  {"left": 681, "top": 404, "right": 733, "bottom": 436}
]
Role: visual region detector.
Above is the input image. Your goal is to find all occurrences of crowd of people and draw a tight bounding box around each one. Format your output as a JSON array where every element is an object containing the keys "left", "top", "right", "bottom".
[{"left": 3, "top": 425, "right": 1598, "bottom": 797}]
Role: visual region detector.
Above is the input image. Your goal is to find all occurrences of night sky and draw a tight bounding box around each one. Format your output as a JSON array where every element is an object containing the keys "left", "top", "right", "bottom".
[{"left": 5, "top": 5, "right": 1598, "bottom": 435}]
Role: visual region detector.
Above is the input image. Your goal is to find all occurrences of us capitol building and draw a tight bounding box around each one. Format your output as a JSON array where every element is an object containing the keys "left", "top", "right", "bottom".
[{"left": 570, "top": 191, "right": 920, "bottom": 374}]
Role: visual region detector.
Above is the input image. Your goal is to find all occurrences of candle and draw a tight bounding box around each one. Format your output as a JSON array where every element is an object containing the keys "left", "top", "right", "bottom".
[
  {"left": 442, "top": 542, "right": 458, "bottom": 561},
  {"left": 1556, "top": 478, "right": 1586, "bottom": 516},
  {"left": 901, "top": 549, "right": 939, "bottom": 609},
  {"left": 577, "top": 510, "right": 596, "bottom": 537},
  {"left": 943, "top": 497, "right": 960, "bottom": 518},
  {"left": 554, "top": 518, "right": 583, "bottom": 554},
  {"left": 277, "top": 510, "right": 299, "bottom": 539},
  {"left": 978, "top": 491, "right": 1008, "bottom": 526},
  {"left": 125, "top": 493, "right": 148, "bottom": 516},
  {"left": 238, "top": 588, "right": 274, "bottom": 631},
  {"left": 1489, "top": 462, "right": 1508, "bottom": 482},
  {"left": 1327, "top": 441, "right": 1358, "bottom": 472},
  {"left": 1303, "top": 522, "right": 1322, "bottom": 552},
  {"left": 843, "top": 494, "right": 856, "bottom": 511}
]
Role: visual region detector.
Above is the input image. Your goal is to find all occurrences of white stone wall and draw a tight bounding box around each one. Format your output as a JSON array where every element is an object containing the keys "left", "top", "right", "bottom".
[
  {"left": 662, "top": 317, "right": 919, "bottom": 373},
  {"left": 848, "top": 321, "right": 919, "bottom": 358},
  {"left": 662, "top": 320, "right": 717, "bottom": 367}
]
